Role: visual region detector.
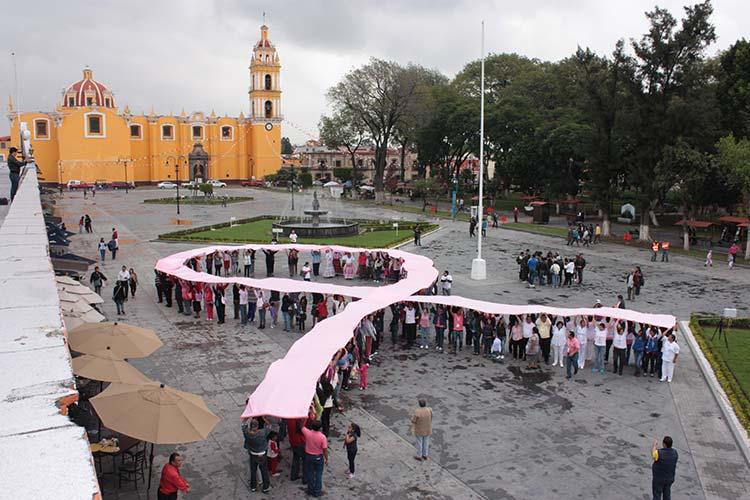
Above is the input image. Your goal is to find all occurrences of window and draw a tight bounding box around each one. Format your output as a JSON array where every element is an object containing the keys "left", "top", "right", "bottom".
[
  {"left": 264, "top": 74, "right": 272, "bottom": 90},
  {"left": 221, "top": 126, "right": 233, "bottom": 140},
  {"left": 335, "top": 160, "right": 341, "bottom": 167},
  {"left": 264, "top": 100, "right": 272, "bottom": 119},
  {"left": 357, "top": 159, "right": 363, "bottom": 167},
  {"left": 105, "top": 98, "right": 111, "bottom": 107},
  {"left": 162, "top": 125, "right": 174, "bottom": 140},
  {"left": 0, "top": 141, "right": 6, "bottom": 149},
  {"left": 84, "top": 113, "right": 105, "bottom": 137},
  {"left": 68, "top": 97, "right": 75, "bottom": 107},
  {"left": 129, "top": 124, "right": 142, "bottom": 139},
  {"left": 192, "top": 125, "right": 203, "bottom": 140},
  {"left": 86, "top": 97, "right": 93, "bottom": 106},
  {"left": 34, "top": 119, "right": 49, "bottom": 139}
]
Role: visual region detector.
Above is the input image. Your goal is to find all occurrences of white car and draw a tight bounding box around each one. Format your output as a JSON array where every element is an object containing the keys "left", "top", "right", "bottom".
[
  {"left": 208, "top": 180, "right": 227, "bottom": 188},
  {"left": 157, "top": 181, "right": 177, "bottom": 189}
]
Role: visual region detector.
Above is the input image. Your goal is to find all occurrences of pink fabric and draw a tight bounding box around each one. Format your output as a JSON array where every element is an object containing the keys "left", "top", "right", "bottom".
[{"left": 154, "top": 243, "right": 676, "bottom": 419}]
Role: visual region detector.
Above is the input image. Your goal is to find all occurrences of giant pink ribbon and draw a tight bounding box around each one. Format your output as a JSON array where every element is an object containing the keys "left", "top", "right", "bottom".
[{"left": 155, "top": 244, "right": 676, "bottom": 419}]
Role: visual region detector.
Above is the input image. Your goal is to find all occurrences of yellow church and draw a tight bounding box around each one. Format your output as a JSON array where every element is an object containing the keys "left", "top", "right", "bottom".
[{"left": 7, "top": 25, "right": 282, "bottom": 185}]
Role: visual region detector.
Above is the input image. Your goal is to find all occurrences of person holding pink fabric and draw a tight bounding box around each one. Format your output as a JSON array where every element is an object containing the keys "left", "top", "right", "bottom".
[
  {"left": 450, "top": 307, "right": 464, "bottom": 354},
  {"left": 203, "top": 283, "right": 214, "bottom": 321},
  {"left": 565, "top": 330, "right": 581, "bottom": 379}
]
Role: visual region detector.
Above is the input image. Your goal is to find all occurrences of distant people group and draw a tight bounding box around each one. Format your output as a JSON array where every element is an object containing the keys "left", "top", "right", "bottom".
[{"left": 516, "top": 249, "right": 587, "bottom": 288}]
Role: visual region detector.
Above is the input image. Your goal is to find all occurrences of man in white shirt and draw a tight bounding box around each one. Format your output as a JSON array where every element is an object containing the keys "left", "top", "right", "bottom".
[
  {"left": 289, "top": 230, "right": 298, "bottom": 243},
  {"left": 117, "top": 266, "right": 130, "bottom": 299},
  {"left": 440, "top": 271, "right": 453, "bottom": 296},
  {"left": 660, "top": 333, "right": 680, "bottom": 382},
  {"left": 404, "top": 303, "right": 417, "bottom": 347}
]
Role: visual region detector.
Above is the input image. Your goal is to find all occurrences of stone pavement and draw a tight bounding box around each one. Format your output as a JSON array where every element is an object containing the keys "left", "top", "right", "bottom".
[{"left": 57, "top": 187, "right": 750, "bottom": 499}]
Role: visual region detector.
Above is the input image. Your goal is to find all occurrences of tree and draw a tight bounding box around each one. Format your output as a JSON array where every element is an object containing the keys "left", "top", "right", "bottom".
[
  {"left": 574, "top": 43, "right": 630, "bottom": 236},
  {"left": 717, "top": 39, "right": 750, "bottom": 139},
  {"left": 621, "top": 1, "right": 717, "bottom": 240},
  {"left": 332, "top": 167, "right": 353, "bottom": 183},
  {"left": 319, "top": 110, "right": 366, "bottom": 186},
  {"left": 327, "top": 59, "right": 426, "bottom": 201},
  {"left": 280, "top": 137, "right": 294, "bottom": 155},
  {"left": 716, "top": 134, "right": 750, "bottom": 258},
  {"left": 298, "top": 169, "right": 313, "bottom": 188},
  {"left": 384, "top": 161, "right": 399, "bottom": 196},
  {"left": 655, "top": 139, "right": 712, "bottom": 250},
  {"left": 412, "top": 178, "right": 441, "bottom": 211}
]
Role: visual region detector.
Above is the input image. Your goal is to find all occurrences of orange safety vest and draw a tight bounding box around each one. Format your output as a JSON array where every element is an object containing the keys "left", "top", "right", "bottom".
[
  {"left": 652, "top": 242, "right": 659, "bottom": 252},
  {"left": 661, "top": 241, "right": 670, "bottom": 251}
]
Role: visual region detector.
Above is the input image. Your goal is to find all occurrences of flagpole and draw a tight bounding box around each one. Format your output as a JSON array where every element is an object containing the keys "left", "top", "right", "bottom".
[{"left": 471, "top": 20, "right": 487, "bottom": 280}]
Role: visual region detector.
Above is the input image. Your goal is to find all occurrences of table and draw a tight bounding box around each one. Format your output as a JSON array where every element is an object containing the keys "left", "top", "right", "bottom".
[{"left": 90, "top": 435, "right": 143, "bottom": 481}]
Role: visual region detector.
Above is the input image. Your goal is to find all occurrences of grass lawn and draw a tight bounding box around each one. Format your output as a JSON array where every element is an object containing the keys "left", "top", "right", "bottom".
[
  {"left": 692, "top": 317, "right": 750, "bottom": 431},
  {"left": 500, "top": 222, "right": 570, "bottom": 238},
  {"left": 165, "top": 218, "right": 437, "bottom": 248},
  {"left": 144, "top": 196, "right": 253, "bottom": 205},
  {"left": 344, "top": 199, "right": 471, "bottom": 221}
]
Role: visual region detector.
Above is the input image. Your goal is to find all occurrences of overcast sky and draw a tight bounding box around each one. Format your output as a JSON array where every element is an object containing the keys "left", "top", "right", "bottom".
[{"left": 1, "top": 0, "right": 747, "bottom": 143}]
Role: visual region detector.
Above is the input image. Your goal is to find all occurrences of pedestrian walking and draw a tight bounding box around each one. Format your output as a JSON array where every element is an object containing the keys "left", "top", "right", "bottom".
[
  {"left": 413, "top": 225, "right": 422, "bottom": 246},
  {"left": 565, "top": 331, "right": 580, "bottom": 379},
  {"left": 157, "top": 452, "right": 191, "bottom": 500},
  {"left": 651, "top": 240, "right": 660, "bottom": 262},
  {"left": 128, "top": 268, "right": 138, "bottom": 298},
  {"left": 651, "top": 436, "right": 678, "bottom": 500},
  {"left": 661, "top": 241, "right": 670, "bottom": 262},
  {"left": 440, "top": 270, "right": 452, "bottom": 295},
  {"left": 410, "top": 399, "right": 433, "bottom": 461},
  {"left": 89, "top": 266, "right": 107, "bottom": 295},
  {"left": 98, "top": 238, "right": 107, "bottom": 263},
  {"left": 704, "top": 240, "right": 713, "bottom": 267},
  {"left": 78, "top": 216, "right": 84, "bottom": 234},
  {"left": 112, "top": 281, "right": 126, "bottom": 315}
]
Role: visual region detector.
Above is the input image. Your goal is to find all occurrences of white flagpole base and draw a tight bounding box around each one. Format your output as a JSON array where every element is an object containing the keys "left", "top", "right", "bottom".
[{"left": 470, "top": 258, "right": 487, "bottom": 280}]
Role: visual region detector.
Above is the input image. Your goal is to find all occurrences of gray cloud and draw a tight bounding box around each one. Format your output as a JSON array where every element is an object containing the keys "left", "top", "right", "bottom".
[{"left": 1, "top": 0, "right": 747, "bottom": 143}]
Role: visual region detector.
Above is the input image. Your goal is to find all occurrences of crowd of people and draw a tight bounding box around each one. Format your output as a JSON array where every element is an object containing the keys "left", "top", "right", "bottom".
[
  {"left": 566, "top": 222, "right": 602, "bottom": 246},
  {"left": 516, "top": 249, "right": 588, "bottom": 288},
  {"left": 148, "top": 244, "right": 679, "bottom": 496}
]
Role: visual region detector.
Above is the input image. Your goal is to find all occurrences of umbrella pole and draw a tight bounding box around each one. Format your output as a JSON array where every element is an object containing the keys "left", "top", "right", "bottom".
[
  {"left": 147, "top": 442, "right": 154, "bottom": 493},
  {"left": 97, "top": 381, "right": 103, "bottom": 439}
]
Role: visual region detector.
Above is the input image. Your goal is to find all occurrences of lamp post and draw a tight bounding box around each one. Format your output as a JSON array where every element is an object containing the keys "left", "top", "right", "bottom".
[
  {"left": 290, "top": 163, "right": 295, "bottom": 211},
  {"left": 471, "top": 20, "right": 487, "bottom": 281},
  {"left": 167, "top": 156, "right": 181, "bottom": 215},
  {"left": 123, "top": 158, "right": 130, "bottom": 194}
]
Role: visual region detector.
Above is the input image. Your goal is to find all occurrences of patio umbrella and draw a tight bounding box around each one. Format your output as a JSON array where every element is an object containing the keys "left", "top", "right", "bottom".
[
  {"left": 60, "top": 298, "right": 97, "bottom": 315},
  {"left": 64, "top": 309, "right": 106, "bottom": 325},
  {"left": 323, "top": 181, "right": 340, "bottom": 187},
  {"left": 68, "top": 322, "right": 163, "bottom": 358},
  {"left": 59, "top": 283, "right": 104, "bottom": 305},
  {"left": 71, "top": 346, "right": 151, "bottom": 385},
  {"left": 56, "top": 276, "right": 80, "bottom": 286},
  {"left": 91, "top": 381, "right": 220, "bottom": 491}
]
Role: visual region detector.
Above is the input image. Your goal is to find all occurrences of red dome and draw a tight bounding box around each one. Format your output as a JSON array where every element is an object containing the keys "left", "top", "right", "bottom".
[{"left": 63, "top": 68, "right": 115, "bottom": 108}]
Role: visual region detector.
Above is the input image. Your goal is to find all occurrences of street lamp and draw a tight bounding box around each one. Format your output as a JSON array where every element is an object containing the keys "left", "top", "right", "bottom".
[
  {"left": 290, "top": 163, "right": 295, "bottom": 211},
  {"left": 167, "top": 156, "right": 181, "bottom": 215}
]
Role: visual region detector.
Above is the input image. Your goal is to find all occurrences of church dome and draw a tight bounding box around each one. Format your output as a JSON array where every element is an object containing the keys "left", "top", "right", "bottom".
[{"left": 62, "top": 68, "right": 115, "bottom": 108}]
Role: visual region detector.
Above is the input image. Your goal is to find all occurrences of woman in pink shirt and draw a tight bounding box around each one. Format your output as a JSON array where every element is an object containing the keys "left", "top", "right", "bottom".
[
  {"left": 450, "top": 307, "right": 464, "bottom": 354},
  {"left": 565, "top": 331, "right": 581, "bottom": 379},
  {"left": 510, "top": 316, "right": 523, "bottom": 359}
]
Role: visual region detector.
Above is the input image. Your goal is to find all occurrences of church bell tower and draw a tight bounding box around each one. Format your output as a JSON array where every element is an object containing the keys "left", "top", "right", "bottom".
[{"left": 248, "top": 24, "right": 282, "bottom": 178}]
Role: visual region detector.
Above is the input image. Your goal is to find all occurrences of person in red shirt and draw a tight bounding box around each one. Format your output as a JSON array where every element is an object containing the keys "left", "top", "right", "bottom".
[
  {"left": 287, "top": 417, "right": 307, "bottom": 482},
  {"left": 158, "top": 452, "right": 190, "bottom": 500}
]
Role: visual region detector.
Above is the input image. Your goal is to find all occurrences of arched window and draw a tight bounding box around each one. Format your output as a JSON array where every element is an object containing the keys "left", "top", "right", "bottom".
[
  {"left": 221, "top": 125, "right": 233, "bottom": 141},
  {"left": 264, "top": 74, "right": 272, "bottom": 90},
  {"left": 264, "top": 100, "right": 273, "bottom": 119},
  {"left": 129, "top": 124, "right": 142, "bottom": 139}
]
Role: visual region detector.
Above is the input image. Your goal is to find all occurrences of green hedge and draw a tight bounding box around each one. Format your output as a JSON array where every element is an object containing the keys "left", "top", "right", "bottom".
[
  {"left": 144, "top": 196, "right": 253, "bottom": 205},
  {"left": 690, "top": 315, "right": 750, "bottom": 432}
]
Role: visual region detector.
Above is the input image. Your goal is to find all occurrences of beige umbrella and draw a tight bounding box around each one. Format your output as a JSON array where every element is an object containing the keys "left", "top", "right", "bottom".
[
  {"left": 56, "top": 276, "right": 80, "bottom": 286},
  {"left": 60, "top": 299, "right": 95, "bottom": 314},
  {"left": 65, "top": 309, "right": 106, "bottom": 325},
  {"left": 91, "top": 381, "right": 220, "bottom": 491},
  {"left": 59, "top": 284, "right": 104, "bottom": 305},
  {"left": 63, "top": 315, "right": 86, "bottom": 331},
  {"left": 68, "top": 322, "right": 163, "bottom": 358},
  {"left": 72, "top": 347, "right": 151, "bottom": 384}
]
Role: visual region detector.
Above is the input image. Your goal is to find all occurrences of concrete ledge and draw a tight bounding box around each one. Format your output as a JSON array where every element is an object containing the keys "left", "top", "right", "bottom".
[
  {"left": 0, "top": 165, "right": 100, "bottom": 499},
  {"left": 678, "top": 320, "right": 750, "bottom": 467}
]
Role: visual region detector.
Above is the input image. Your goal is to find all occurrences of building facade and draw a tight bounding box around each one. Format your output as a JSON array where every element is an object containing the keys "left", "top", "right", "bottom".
[
  {"left": 6, "top": 25, "right": 282, "bottom": 185},
  {"left": 293, "top": 141, "right": 418, "bottom": 183}
]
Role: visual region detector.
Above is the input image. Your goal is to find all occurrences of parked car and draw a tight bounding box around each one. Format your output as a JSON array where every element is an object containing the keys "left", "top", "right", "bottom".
[
  {"left": 157, "top": 181, "right": 178, "bottom": 189},
  {"left": 66, "top": 180, "right": 94, "bottom": 190},
  {"left": 111, "top": 181, "right": 135, "bottom": 190},
  {"left": 207, "top": 180, "right": 227, "bottom": 188},
  {"left": 182, "top": 180, "right": 200, "bottom": 188},
  {"left": 240, "top": 179, "right": 265, "bottom": 187}
]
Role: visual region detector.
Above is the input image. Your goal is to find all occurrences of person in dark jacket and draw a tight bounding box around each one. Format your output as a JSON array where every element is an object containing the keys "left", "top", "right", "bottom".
[
  {"left": 651, "top": 436, "right": 678, "bottom": 500},
  {"left": 7, "top": 147, "right": 30, "bottom": 201}
]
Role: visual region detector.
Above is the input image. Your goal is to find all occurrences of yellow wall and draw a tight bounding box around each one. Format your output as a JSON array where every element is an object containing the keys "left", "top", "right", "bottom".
[{"left": 11, "top": 109, "right": 279, "bottom": 185}]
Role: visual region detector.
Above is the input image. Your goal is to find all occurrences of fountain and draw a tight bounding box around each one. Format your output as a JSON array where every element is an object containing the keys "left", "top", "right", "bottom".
[{"left": 273, "top": 191, "right": 359, "bottom": 238}]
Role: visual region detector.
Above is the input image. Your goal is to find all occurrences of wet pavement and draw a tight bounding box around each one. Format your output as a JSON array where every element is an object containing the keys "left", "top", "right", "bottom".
[{"left": 55, "top": 187, "right": 750, "bottom": 499}]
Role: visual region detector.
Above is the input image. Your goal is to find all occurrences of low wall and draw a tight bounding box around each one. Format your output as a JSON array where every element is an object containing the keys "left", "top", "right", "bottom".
[{"left": 0, "top": 164, "right": 101, "bottom": 499}]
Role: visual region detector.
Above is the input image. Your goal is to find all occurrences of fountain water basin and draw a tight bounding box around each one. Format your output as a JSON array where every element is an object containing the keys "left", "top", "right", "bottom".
[{"left": 272, "top": 191, "right": 359, "bottom": 238}]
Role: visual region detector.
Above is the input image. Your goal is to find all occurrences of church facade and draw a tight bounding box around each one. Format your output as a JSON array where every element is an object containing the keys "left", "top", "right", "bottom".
[{"left": 7, "top": 25, "right": 282, "bottom": 185}]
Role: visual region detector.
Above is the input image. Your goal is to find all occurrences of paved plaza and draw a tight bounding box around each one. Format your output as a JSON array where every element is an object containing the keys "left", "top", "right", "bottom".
[{"left": 57, "top": 187, "right": 750, "bottom": 499}]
